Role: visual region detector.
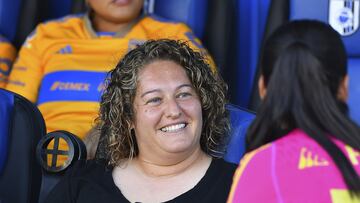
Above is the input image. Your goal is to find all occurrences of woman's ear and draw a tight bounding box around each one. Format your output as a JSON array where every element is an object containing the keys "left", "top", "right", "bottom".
[
  {"left": 130, "top": 121, "right": 135, "bottom": 130},
  {"left": 258, "top": 75, "right": 267, "bottom": 100},
  {"left": 337, "top": 75, "right": 349, "bottom": 102}
]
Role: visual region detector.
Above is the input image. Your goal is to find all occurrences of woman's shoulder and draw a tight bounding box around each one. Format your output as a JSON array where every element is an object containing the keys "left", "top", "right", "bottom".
[
  {"left": 271, "top": 129, "right": 353, "bottom": 161},
  {"left": 26, "top": 14, "right": 86, "bottom": 42},
  {"left": 211, "top": 158, "right": 238, "bottom": 174},
  {"left": 39, "top": 14, "right": 85, "bottom": 30},
  {"left": 235, "top": 129, "right": 359, "bottom": 184},
  {"left": 45, "top": 159, "right": 123, "bottom": 203},
  {"left": 169, "top": 158, "right": 237, "bottom": 203},
  {"left": 143, "top": 14, "right": 186, "bottom": 25},
  {"left": 238, "top": 129, "right": 329, "bottom": 169},
  {"left": 139, "top": 15, "right": 191, "bottom": 34},
  {"left": 235, "top": 143, "right": 273, "bottom": 176},
  {"left": 205, "top": 158, "right": 238, "bottom": 188},
  {"left": 66, "top": 159, "right": 111, "bottom": 179}
]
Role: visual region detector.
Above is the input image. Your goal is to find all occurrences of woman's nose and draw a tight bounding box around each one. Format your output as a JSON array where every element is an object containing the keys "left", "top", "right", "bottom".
[{"left": 165, "top": 99, "right": 182, "bottom": 118}]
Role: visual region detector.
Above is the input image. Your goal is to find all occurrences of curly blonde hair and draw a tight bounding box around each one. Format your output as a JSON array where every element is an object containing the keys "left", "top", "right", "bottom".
[{"left": 96, "top": 39, "right": 229, "bottom": 166}]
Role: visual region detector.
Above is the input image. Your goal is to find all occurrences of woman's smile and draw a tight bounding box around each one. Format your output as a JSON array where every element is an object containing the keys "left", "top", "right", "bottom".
[{"left": 160, "top": 123, "right": 188, "bottom": 133}]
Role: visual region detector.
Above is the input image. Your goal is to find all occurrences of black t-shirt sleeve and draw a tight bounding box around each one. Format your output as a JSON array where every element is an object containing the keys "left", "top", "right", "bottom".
[
  {"left": 44, "top": 175, "right": 74, "bottom": 203},
  {"left": 168, "top": 158, "right": 238, "bottom": 203},
  {"left": 43, "top": 160, "right": 95, "bottom": 203}
]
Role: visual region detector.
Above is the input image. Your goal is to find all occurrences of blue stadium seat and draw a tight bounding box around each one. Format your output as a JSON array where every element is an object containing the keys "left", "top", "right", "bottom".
[
  {"left": 223, "top": 104, "right": 255, "bottom": 164},
  {"left": 233, "top": 0, "right": 272, "bottom": 108},
  {"left": 0, "top": 0, "right": 46, "bottom": 47},
  {"left": 289, "top": 0, "right": 360, "bottom": 125},
  {"left": 249, "top": 0, "right": 360, "bottom": 125},
  {"left": 0, "top": 88, "right": 45, "bottom": 203},
  {"left": 149, "top": 0, "right": 208, "bottom": 39},
  {"left": 47, "top": 0, "right": 73, "bottom": 19},
  {"left": 0, "top": 0, "right": 22, "bottom": 42},
  {"left": 0, "top": 88, "right": 87, "bottom": 202},
  {"left": 348, "top": 60, "right": 360, "bottom": 124},
  {"left": 0, "top": 89, "right": 13, "bottom": 175}
]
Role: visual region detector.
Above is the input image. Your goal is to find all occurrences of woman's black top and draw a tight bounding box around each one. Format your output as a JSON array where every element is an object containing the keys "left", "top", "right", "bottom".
[{"left": 45, "top": 158, "right": 237, "bottom": 203}]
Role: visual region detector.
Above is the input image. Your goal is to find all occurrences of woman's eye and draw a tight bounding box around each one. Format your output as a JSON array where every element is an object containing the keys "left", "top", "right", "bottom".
[
  {"left": 177, "top": 92, "right": 192, "bottom": 99},
  {"left": 146, "top": 97, "right": 162, "bottom": 104}
]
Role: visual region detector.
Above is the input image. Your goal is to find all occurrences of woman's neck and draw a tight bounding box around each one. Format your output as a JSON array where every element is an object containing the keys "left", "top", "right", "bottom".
[
  {"left": 134, "top": 148, "right": 211, "bottom": 178},
  {"left": 91, "top": 13, "right": 140, "bottom": 33},
  {"left": 112, "top": 149, "right": 212, "bottom": 202}
]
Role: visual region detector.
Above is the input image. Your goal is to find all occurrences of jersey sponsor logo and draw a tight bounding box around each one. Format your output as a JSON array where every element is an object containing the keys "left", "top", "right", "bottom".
[
  {"left": 298, "top": 147, "right": 329, "bottom": 170},
  {"left": 37, "top": 70, "right": 107, "bottom": 104},
  {"left": 329, "top": 0, "right": 360, "bottom": 36},
  {"left": 298, "top": 145, "right": 360, "bottom": 170},
  {"left": 97, "top": 82, "right": 106, "bottom": 92},
  {"left": 50, "top": 81, "right": 90, "bottom": 91}
]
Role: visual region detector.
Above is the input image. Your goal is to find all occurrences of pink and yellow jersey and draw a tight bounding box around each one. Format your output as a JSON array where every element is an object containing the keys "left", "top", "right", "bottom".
[
  {"left": 228, "top": 129, "right": 360, "bottom": 203},
  {"left": 0, "top": 35, "right": 16, "bottom": 88},
  {"left": 5, "top": 14, "right": 214, "bottom": 141}
]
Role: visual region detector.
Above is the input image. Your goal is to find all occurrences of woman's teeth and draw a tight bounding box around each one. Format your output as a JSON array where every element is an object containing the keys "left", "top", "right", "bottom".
[{"left": 161, "top": 123, "right": 186, "bottom": 132}]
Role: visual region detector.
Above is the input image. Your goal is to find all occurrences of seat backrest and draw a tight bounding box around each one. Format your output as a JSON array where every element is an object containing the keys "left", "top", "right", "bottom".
[
  {"left": 248, "top": 0, "right": 289, "bottom": 110},
  {"left": 289, "top": 0, "right": 360, "bottom": 125},
  {"left": 46, "top": 0, "right": 86, "bottom": 20},
  {"left": 229, "top": 0, "right": 271, "bottom": 108},
  {"left": 47, "top": 0, "right": 73, "bottom": 19},
  {"left": 348, "top": 60, "right": 360, "bottom": 124},
  {"left": 249, "top": 0, "right": 360, "bottom": 125},
  {"left": 0, "top": 89, "right": 13, "bottom": 174},
  {"left": 0, "top": 88, "right": 46, "bottom": 203},
  {"left": 0, "top": 0, "right": 22, "bottom": 42},
  {"left": 36, "top": 130, "right": 87, "bottom": 203},
  {"left": 0, "top": 88, "right": 87, "bottom": 203},
  {"left": 223, "top": 104, "right": 256, "bottom": 164},
  {"left": 147, "top": 0, "right": 208, "bottom": 39},
  {"left": 13, "top": 0, "right": 44, "bottom": 48}
]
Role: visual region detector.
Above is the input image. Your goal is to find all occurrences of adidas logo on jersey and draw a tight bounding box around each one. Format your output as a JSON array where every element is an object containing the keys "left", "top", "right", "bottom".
[{"left": 56, "top": 45, "right": 73, "bottom": 54}]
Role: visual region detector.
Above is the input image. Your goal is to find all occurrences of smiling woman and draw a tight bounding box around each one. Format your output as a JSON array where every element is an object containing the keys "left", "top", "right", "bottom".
[
  {"left": 5, "top": 0, "right": 214, "bottom": 166},
  {"left": 133, "top": 60, "right": 204, "bottom": 162},
  {"left": 45, "top": 39, "right": 236, "bottom": 203}
]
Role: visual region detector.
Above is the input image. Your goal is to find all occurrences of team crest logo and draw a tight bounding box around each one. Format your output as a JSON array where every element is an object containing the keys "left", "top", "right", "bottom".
[{"left": 329, "top": 0, "right": 360, "bottom": 36}]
